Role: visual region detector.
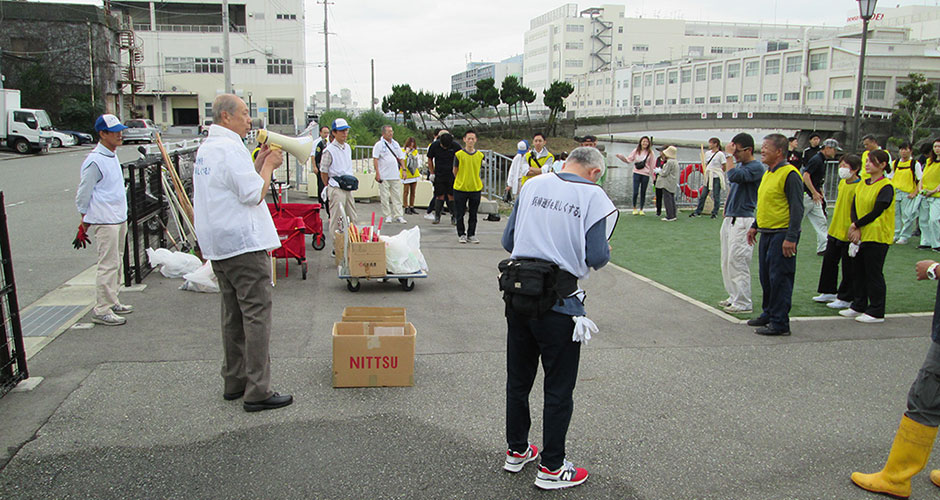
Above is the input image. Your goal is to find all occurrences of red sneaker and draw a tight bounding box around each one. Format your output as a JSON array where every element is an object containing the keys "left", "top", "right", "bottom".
[
  {"left": 503, "top": 444, "right": 539, "bottom": 473},
  {"left": 534, "top": 459, "right": 588, "bottom": 490}
]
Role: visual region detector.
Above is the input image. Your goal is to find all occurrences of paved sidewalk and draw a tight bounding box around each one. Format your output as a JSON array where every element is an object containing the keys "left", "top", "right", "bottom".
[{"left": 0, "top": 204, "right": 936, "bottom": 499}]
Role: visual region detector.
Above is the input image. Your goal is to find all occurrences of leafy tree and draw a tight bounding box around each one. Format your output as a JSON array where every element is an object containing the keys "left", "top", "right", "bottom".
[
  {"left": 14, "top": 63, "right": 58, "bottom": 117},
  {"left": 890, "top": 73, "right": 940, "bottom": 147},
  {"left": 470, "top": 78, "right": 502, "bottom": 125},
  {"left": 382, "top": 84, "right": 418, "bottom": 127},
  {"left": 518, "top": 85, "right": 537, "bottom": 126},
  {"left": 500, "top": 76, "right": 524, "bottom": 127},
  {"left": 434, "top": 92, "right": 464, "bottom": 125},
  {"left": 543, "top": 81, "right": 574, "bottom": 135},
  {"left": 59, "top": 93, "right": 103, "bottom": 132},
  {"left": 451, "top": 95, "right": 483, "bottom": 127},
  {"left": 414, "top": 90, "right": 437, "bottom": 131}
]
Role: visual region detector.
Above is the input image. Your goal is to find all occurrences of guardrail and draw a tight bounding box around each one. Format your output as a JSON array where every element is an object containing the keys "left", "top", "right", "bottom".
[{"left": 0, "top": 192, "right": 27, "bottom": 398}]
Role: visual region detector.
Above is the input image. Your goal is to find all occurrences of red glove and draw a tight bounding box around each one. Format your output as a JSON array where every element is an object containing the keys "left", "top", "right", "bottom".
[{"left": 73, "top": 224, "right": 91, "bottom": 250}]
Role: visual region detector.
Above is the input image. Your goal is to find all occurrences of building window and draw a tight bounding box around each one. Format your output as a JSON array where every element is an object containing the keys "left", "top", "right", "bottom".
[
  {"left": 656, "top": 73, "right": 664, "bottom": 85},
  {"left": 644, "top": 100, "right": 652, "bottom": 106},
  {"left": 267, "top": 99, "right": 294, "bottom": 125},
  {"left": 588, "top": 80, "right": 593, "bottom": 87},
  {"left": 587, "top": 100, "right": 593, "bottom": 106},
  {"left": 644, "top": 74, "right": 652, "bottom": 87},
  {"left": 165, "top": 57, "right": 194, "bottom": 73},
  {"left": 235, "top": 58, "right": 256, "bottom": 65},
  {"left": 250, "top": 102, "right": 257, "bottom": 118},
  {"left": 784, "top": 92, "right": 800, "bottom": 101},
  {"left": 633, "top": 44, "right": 649, "bottom": 52},
  {"left": 194, "top": 57, "right": 223, "bottom": 73},
  {"left": 275, "top": 13, "right": 297, "bottom": 20},
  {"left": 267, "top": 58, "right": 293, "bottom": 74},
  {"left": 680, "top": 69, "right": 691, "bottom": 83},
  {"left": 633, "top": 95, "right": 640, "bottom": 106},
  {"left": 763, "top": 93, "right": 778, "bottom": 102},
  {"left": 633, "top": 75, "right": 641, "bottom": 87},
  {"left": 711, "top": 66, "right": 722, "bottom": 80},
  {"left": 809, "top": 53, "right": 828, "bottom": 71},
  {"left": 694, "top": 97, "right": 705, "bottom": 104},
  {"left": 617, "top": 44, "right": 623, "bottom": 51},
  {"left": 565, "top": 59, "right": 583, "bottom": 68},
  {"left": 695, "top": 67, "right": 706, "bottom": 82},
  {"left": 767, "top": 41, "right": 789, "bottom": 51},
  {"left": 618, "top": 26, "right": 623, "bottom": 33},
  {"left": 709, "top": 96, "right": 721, "bottom": 104},
  {"left": 667, "top": 98, "right": 677, "bottom": 105},
  {"left": 726, "top": 95, "right": 739, "bottom": 103},
  {"left": 727, "top": 63, "right": 740, "bottom": 79},
  {"left": 786, "top": 55, "right": 802, "bottom": 73},
  {"left": 623, "top": 79, "right": 630, "bottom": 88},
  {"left": 566, "top": 24, "right": 584, "bottom": 32},
  {"left": 680, "top": 97, "right": 690, "bottom": 104},
  {"left": 565, "top": 42, "right": 583, "bottom": 50},
  {"left": 743, "top": 94, "right": 757, "bottom": 102},
  {"left": 668, "top": 71, "right": 677, "bottom": 84},
  {"left": 689, "top": 46, "right": 704, "bottom": 57},
  {"left": 765, "top": 59, "right": 780, "bottom": 75},
  {"left": 204, "top": 102, "right": 212, "bottom": 119},
  {"left": 833, "top": 89, "right": 852, "bottom": 99},
  {"left": 865, "top": 80, "right": 886, "bottom": 100},
  {"left": 655, "top": 99, "right": 663, "bottom": 105},
  {"left": 745, "top": 61, "right": 759, "bottom": 77},
  {"left": 807, "top": 90, "right": 824, "bottom": 100}
]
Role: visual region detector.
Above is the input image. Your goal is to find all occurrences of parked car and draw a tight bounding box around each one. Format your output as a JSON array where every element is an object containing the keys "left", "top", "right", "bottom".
[
  {"left": 48, "top": 129, "right": 77, "bottom": 148},
  {"left": 56, "top": 129, "right": 94, "bottom": 145},
  {"left": 199, "top": 119, "right": 213, "bottom": 136},
  {"left": 122, "top": 119, "right": 158, "bottom": 143}
]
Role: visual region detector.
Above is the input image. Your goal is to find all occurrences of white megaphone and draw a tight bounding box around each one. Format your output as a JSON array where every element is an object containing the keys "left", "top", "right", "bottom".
[{"left": 256, "top": 129, "right": 313, "bottom": 166}]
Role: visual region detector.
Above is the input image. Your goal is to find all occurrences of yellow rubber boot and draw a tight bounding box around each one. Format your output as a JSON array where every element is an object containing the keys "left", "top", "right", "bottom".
[
  {"left": 851, "top": 416, "right": 938, "bottom": 498},
  {"left": 931, "top": 469, "right": 940, "bottom": 488}
]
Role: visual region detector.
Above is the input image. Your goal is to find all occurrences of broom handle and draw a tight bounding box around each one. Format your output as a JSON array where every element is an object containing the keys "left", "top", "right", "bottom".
[{"left": 156, "top": 132, "right": 195, "bottom": 224}]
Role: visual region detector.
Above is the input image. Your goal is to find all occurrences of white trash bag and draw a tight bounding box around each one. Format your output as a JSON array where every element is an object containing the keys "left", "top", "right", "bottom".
[
  {"left": 180, "top": 261, "right": 220, "bottom": 293},
  {"left": 146, "top": 247, "right": 202, "bottom": 278},
  {"left": 380, "top": 226, "right": 428, "bottom": 274}
]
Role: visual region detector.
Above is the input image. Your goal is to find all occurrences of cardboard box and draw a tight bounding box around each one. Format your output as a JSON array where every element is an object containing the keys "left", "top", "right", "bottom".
[
  {"left": 347, "top": 240, "right": 386, "bottom": 277},
  {"left": 332, "top": 322, "right": 415, "bottom": 387},
  {"left": 342, "top": 306, "right": 406, "bottom": 323}
]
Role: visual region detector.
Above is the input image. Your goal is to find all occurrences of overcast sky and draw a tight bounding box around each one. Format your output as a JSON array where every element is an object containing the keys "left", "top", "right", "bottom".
[{"left": 42, "top": 0, "right": 940, "bottom": 108}]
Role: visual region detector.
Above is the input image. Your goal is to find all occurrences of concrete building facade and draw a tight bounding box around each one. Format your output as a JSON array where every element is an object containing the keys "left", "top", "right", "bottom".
[
  {"left": 111, "top": 0, "right": 306, "bottom": 134},
  {"left": 450, "top": 55, "right": 524, "bottom": 98}
]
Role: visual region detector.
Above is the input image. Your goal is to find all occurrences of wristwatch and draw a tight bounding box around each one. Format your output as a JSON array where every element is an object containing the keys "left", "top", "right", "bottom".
[{"left": 928, "top": 263, "right": 939, "bottom": 281}]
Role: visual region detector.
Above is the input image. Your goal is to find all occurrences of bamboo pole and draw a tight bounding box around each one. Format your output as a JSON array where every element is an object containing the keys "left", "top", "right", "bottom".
[{"left": 155, "top": 132, "right": 194, "bottom": 224}]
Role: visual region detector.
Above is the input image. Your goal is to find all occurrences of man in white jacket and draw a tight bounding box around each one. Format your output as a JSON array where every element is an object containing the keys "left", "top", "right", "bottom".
[{"left": 505, "top": 140, "right": 529, "bottom": 200}]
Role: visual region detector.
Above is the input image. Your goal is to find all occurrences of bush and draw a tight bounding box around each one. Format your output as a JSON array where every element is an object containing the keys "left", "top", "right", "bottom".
[
  {"left": 59, "top": 94, "right": 103, "bottom": 132},
  {"left": 311, "top": 110, "right": 420, "bottom": 149}
]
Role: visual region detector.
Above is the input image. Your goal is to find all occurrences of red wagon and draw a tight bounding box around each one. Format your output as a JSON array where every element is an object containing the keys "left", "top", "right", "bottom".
[
  {"left": 270, "top": 214, "right": 307, "bottom": 279},
  {"left": 267, "top": 202, "right": 325, "bottom": 251}
]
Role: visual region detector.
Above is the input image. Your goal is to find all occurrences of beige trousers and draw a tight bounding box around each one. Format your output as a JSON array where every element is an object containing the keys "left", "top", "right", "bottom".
[
  {"left": 328, "top": 186, "right": 358, "bottom": 246},
  {"left": 378, "top": 179, "right": 404, "bottom": 218},
  {"left": 92, "top": 222, "right": 127, "bottom": 316}
]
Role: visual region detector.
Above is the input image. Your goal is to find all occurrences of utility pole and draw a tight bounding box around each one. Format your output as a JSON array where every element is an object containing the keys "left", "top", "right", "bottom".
[
  {"left": 322, "top": 0, "right": 330, "bottom": 110},
  {"left": 222, "top": 0, "right": 232, "bottom": 93},
  {"left": 87, "top": 23, "right": 95, "bottom": 103},
  {"left": 0, "top": 47, "right": 4, "bottom": 90},
  {"left": 371, "top": 59, "right": 375, "bottom": 112}
]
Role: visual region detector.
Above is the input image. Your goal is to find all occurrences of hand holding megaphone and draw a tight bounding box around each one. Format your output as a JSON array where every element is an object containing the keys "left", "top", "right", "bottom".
[{"left": 256, "top": 129, "right": 313, "bottom": 166}]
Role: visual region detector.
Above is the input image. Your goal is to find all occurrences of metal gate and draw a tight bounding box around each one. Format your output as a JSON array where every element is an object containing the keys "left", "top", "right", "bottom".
[{"left": 0, "top": 192, "right": 28, "bottom": 397}]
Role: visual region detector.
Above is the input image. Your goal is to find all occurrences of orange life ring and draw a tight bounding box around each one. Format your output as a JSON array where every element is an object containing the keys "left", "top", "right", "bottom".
[{"left": 679, "top": 163, "right": 705, "bottom": 199}]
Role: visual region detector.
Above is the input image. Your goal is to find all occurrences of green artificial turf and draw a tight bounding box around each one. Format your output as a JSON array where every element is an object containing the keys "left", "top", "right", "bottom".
[{"left": 609, "top": 208, "right": 938, "bottom": 317}]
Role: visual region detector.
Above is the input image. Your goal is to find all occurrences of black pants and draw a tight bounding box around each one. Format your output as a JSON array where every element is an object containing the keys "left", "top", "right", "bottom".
[
  {"left": 662, "top": 190, "right": 676, "bottom": 219},
  {"left": 316, "top": 170, "right": 329, "bottom": 217},
  {"left": 506, "top": 308, "right": 580, "bottom": 471},
  {"left": 757, "top": 231, "right": 798, "bottom": 331},
  {"left": 655, "top": 187, "right": 664, "bottom": 215},
  {"left": 693, "top": 178, "right": 722, "bottom": 216},
  {"left": 817, "top": 236, "right": 853, "bottom": 299},
  {"left": 453, "top": 190, "right": 481, "bottom": 237},
  {"left": 632, "top": 173, "right": 650, "bottom": 209},
  {"left": 850, "top": 242, "right": 889, "bottom": 318}
]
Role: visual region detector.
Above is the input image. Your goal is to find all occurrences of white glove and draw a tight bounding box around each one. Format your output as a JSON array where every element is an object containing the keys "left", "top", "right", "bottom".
[
  {"left": 572, "top": 316, "right": 598, "bottom": 344},
  {"left": 429, "top": 174, "right": 436, "bottom": 182},
  {"left": 320, "top": 186, "right": 329, "bottom": 202},
  {"left": 848, "top": 242, "right": 859, "bottom": 258},
  {"left": 653, "top": 167, "right": 662, "bottom": 175}
]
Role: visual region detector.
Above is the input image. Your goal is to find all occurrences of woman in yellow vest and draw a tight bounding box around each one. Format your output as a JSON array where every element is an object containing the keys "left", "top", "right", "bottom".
[
  {"left": 917, "top": 138, "right": 940, "bottom": 250},
  {"left": 840, "top": 149, "right": 895, "bottom": 324},
  {"left": 891, "top": 142, "right": 922, "bottom": 244},
  {"left": 813, "top": 154, "right": 862, "bottom": 310},
  {"left": 400, "top": 137, "right": 421, "bottom": 215}
]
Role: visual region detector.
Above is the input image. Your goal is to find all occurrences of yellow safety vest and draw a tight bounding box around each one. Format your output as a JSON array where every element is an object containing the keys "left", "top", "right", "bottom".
[
  {"left": 756, "top": 163, "right": 800, "bottom": 230},
  {"left": 827, "top": 178, "right": 861, "bottom": 241},
  {"left": 453, "top": 149, "right": 484, "bottom": 192},
  {"left": 923, "top": 159, "right": 940, "bottom": 198},
  {"left": 854, "top": 176, "right": 895, "bottom": 244},
  {"left": 521, "top": 150, "right": 554, "bottom": 187},
  {"left": 892, "top": 159, "right": 917, "bottom": 194}
]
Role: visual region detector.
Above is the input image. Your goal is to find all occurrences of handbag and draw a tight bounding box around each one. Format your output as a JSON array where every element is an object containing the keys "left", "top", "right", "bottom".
[{"left": 334, "top": 174, "right": 359, "bottom": 191}]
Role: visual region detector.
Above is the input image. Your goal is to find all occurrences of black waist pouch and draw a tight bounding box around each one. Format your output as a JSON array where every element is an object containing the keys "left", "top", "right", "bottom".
[{"left": 497, "top": 258, "right": 577, "bottom": 318}]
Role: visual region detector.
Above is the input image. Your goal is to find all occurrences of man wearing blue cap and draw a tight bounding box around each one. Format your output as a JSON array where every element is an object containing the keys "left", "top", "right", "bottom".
[
  {"left": 75, "top": 114, "right": 133, "bottom": 326},
  {"left": 319, "top": 118, "right": 358, "bottom": 248}
]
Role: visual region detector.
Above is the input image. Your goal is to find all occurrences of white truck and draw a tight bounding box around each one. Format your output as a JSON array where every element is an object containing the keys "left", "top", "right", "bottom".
[{"left": 0, "top": 89, "right": 53, "bottom": 154}]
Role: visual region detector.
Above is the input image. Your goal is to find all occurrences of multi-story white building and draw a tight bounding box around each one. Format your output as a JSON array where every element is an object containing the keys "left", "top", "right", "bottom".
[
  {"left": 450, "top": 55, "right": 524, "bottom": 98},
  {"left": 843, "top": 4, "right": 940, "bottom": 41},
  {"left": 567, "top": 27, "right": 940, "bottom": 119},
  {"left": 112, "top": 0, "right": 306, "bottom": 134},
  {"left": 523, "top": 3, "right": 840, "bottom": 109}
]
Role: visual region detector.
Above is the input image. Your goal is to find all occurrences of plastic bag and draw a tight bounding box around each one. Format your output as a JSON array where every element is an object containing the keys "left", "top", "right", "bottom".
[
  {"left": 381, "top": 226, "right": 428, "bottom": 274},
  {"left": 180, "top": 261, "right": 220, "bottom": 293},
  {"left": 146, "top": 247, "right": 202, "bottom": 278}
]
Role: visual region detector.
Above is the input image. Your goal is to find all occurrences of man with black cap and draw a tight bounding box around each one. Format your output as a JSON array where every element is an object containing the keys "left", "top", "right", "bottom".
[{"left": 75, "top": 114, "right": 133, "bottom": 326}]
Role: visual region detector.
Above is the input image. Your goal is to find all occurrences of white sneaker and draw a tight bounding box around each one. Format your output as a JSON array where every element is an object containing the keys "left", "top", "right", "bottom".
[
  {"left": 112, "top": 304, "right": 134, "bottom": 314},
  {"left": 896, "top": 237, "right": 909, "bottom": 245},
  {"left": 383, "top": 216, "right": 393, "bottom": 223},
  {"left": 458, "top": 235, "right": 467, "bottom": 244},
  {"left": 468, "top": 236, "right": 480, "bottom": 244},
  {"left": 827, "top": 299, "right": 852, "bottom": 309},
  {"left": 855, "top": 313, "right": 885, "bottom": 323},
  {"left": 91, "top": 312, "right": 126, "bottom": 326},
  {"left": 812, "top": 293, "right": 837, "bottom": 303},
  {"left": 503, "top": 444, "right": 539, "bottom": 473},
  {"left": 423, "top": 213, "right": 435, "bottom": 220},
  {"left": 839, "top": 308, "right": 862, "bottom": 318},
  {"left": 718, "top": 299, "right": 732, "bottom": 308},
  {"left": 724, "top": 305, "right": 753, "bottom": 314},
  {"left": 395, "top": 216, "right": 408, "bottom": 223}
]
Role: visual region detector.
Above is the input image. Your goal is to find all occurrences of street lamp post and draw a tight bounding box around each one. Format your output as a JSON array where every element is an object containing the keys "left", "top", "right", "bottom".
[{"left": 852, "top": 0, "right": 878, "bottom": 151}]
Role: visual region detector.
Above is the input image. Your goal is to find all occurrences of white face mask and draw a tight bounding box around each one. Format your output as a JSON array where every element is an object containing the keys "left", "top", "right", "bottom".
[{"left": 838, "top": 167, "right": 853, "bottom": 179}]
